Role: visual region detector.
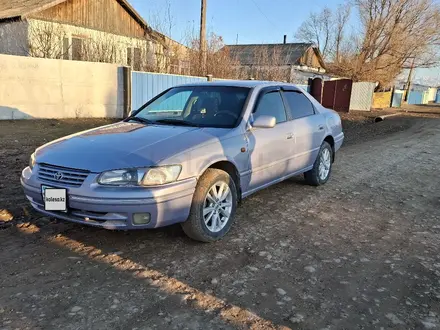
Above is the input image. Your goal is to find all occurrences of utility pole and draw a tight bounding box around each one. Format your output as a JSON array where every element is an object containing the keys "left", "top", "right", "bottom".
[
  {"left": 200, "top": 0, "right": 207, "bottom": 75},
  {"left": 404, "top": 57, "right": 415, "bottom": 102}
]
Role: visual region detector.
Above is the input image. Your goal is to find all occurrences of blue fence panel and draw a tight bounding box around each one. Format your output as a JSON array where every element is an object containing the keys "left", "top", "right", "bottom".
[
  {"left": 297, "top": 84, "right": 311, "bottom": 93},
  {"left": 132, "top": 72, "right": 207, "bottom": 110},
  {"left": 407, "top": 91, "right": 423, "bottom": 105},
  {"left": 391, "top": 90, "right": 404, "bottom": 107}
]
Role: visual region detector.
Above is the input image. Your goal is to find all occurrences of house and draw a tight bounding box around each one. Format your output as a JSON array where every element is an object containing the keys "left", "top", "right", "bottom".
[
  {"left": 0, "top": 0, "right": 189, "bottom": 73},
  {"left": 226, "top": 39, "right": 326, "bottom": 83}
]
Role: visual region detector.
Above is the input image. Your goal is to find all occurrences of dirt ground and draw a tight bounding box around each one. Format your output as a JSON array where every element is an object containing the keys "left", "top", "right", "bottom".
[{"left": 1, "top": 110, "right": 440, "bottom": 329}]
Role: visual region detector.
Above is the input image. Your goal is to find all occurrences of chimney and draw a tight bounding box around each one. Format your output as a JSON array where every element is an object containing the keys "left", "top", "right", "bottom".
[{"left": 283, "top": 35, "right": 287, "bottom": 44}]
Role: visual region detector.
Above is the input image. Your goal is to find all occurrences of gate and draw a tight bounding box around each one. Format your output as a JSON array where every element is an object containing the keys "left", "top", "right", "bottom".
[
  {"left": 309, "top": 77, "right": 323, "bottom": 103},
  {"left": 322, "top": 79, "right": 353, "bottom": 112}
]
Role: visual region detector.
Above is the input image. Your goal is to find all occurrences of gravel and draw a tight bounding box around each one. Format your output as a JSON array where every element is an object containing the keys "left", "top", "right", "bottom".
[{"left": 1, "top": 111, "right": 440, "bottom": 329}]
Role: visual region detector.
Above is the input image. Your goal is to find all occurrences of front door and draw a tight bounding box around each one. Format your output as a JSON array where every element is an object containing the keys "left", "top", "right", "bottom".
[{"left": 246, "top": 90, "right": 294, "bottom": 193}]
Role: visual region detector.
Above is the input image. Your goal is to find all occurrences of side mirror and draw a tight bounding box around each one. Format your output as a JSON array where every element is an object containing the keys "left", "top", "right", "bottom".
[{"left": 252, "top": 115, "right": 276, "bottom": 129}]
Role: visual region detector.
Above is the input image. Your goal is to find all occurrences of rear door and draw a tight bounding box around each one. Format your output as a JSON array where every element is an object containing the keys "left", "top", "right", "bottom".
[{"left": 282, "top": 89, "right": 325, "bottom": 171}]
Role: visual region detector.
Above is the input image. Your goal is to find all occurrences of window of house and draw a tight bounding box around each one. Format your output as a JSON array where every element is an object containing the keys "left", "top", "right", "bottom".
[
  {"left": 283, "top": 91, "right": 315, "bottom": 119},
  {"left": 63, "top": 37, "right": 70, "bottom": 60},
  {"left": 253, "top": 91, "right": 287, "bottom": 124},
  {"left": 133, "top": 48, "right": 142, "bottom": 71},
  {"left": 127, "top": 48, "right": 133, "bottom": 67},
  {"left": 71, "top": 37, "right": 84, "bottom": 61}
]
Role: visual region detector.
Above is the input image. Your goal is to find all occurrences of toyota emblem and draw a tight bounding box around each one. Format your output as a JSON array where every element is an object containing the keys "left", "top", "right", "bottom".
[{"left": 54, "top": 172, "right": 63, "bottom": 181}]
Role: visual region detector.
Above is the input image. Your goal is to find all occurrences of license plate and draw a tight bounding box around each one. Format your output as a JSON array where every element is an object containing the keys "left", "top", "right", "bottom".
[{"left": 42, "top": 185, "right": 67, "bottom": 212}]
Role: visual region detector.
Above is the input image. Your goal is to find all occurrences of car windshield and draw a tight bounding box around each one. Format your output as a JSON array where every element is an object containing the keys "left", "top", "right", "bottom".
[{"left": 133, "top": 86, "right": 250, "bottom": 128}]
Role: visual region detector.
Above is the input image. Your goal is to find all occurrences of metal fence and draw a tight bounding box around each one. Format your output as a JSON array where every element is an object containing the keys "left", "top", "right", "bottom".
[
  {"left": 408, "top": 91, "right": 428, "bottom": 105},
  {"left": 349, "top": 82, "right": 375, "bottom": 111},
  {"left": 132, "top": 71, "right": 207, "bottom": 110},
  {"left": 131, "top": 72, "right": 314, "bottom": 110},
  {"left": 391, "top": 90, "right": 404, "bottom": 107}
]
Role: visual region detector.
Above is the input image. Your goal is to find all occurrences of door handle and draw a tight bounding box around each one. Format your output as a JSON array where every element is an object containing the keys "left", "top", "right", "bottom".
[
  {"left": 318, "top": 125, "right": 324, "bottom": 131},
  {"left": 286, "top": 133, "right": 294, "bottom": 139}
]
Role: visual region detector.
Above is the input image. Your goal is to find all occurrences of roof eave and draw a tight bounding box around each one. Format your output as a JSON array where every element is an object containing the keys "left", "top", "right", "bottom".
[
  {"left": 116, "top": 0, "right": 148, "bottom": 30},
  {"left": 21, "top": 0, "right": 69, "bottom": 19},
  {"left": 3, "top": 0, "right": 166, "bottom": 44},
  {"left": 116, "top": 0, "right": 166, "bottom": 44},
  {"left": 0, "top": 16, "right": 22, "bottom": 23}
]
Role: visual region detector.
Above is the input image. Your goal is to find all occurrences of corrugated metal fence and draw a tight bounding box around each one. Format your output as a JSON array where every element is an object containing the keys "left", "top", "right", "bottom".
[
  {"left": 131, "top": 72, "right": 315, "bottom": 111},
  {"left": 132, "top": 71, "right": 207, "bottom": 110},
  {"left": 408, "top": 91, "right": 429, "bottom": 105},
  {"left": 349, "top": 82, "right": 375, "bottom": 111}
]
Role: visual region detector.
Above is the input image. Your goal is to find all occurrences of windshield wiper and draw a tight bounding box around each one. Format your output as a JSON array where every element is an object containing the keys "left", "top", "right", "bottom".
[
  {"left": 153, "top": 118, "right": 199, "bottom": 127},
  {"left": 125, "top": 117, "right": 153, "bottom": 125}
]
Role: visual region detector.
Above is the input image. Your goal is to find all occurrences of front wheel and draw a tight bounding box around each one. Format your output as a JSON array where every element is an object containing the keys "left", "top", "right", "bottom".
[
  {"left": 181, "top": 168, "right": 238, "bottom": 242},
  {"left": 304, "top": 141, "right": 333, "bottom": 186}
]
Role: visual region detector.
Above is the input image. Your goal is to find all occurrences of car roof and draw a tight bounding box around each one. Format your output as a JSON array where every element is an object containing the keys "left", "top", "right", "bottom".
[{"left": 173, "top": 80, "right": 301, "bottom": 89}]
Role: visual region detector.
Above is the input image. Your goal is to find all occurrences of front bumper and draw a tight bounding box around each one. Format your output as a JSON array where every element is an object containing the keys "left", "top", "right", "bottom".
[{"left": 21, "top": 166, "right": 196, "bottom": 230}]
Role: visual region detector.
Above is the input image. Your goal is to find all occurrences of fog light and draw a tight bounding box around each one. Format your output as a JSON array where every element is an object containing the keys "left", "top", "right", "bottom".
[{"left": 133, "top": 213, "right": 151, "bottom": 225}]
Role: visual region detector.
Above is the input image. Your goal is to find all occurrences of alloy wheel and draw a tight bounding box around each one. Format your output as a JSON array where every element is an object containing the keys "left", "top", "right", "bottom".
[
  {"left": 318, "top": 148, "right": 331, "bottom": 181},
  {"left": 203, "top": 181, "right": 233, "bottom": 233}
]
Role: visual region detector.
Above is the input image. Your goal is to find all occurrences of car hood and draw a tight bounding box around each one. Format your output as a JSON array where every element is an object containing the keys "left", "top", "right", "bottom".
[{"left": 35, "top": 122, "right": 230, "bottom": 172}]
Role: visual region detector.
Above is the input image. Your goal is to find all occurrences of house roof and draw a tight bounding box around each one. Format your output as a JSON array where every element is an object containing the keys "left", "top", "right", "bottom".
[
  {"left": 0, "top": 0, "right": 149, "bottom": 31},
  {"left": 226, "top": 43, "right": 325, "bottom": 68}
]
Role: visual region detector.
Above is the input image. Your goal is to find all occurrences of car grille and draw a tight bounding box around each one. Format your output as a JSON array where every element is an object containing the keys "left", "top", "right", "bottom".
[{"left": 38, "top": 163, "right": 89, "bottom": 187}]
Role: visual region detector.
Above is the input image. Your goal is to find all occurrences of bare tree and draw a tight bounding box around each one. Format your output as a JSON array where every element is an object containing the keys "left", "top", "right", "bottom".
[
  {"left": 243, "top": 46, "right": 291, "bottom": 81},
  {"left": 27, "top": 21, "right": 69, "bottom": 59},
  {"left": 349, "top": 0, "right": 440, "bottom": 87},
  {"left": 186, "top": 32, "right": 240, "bottom": 79},
  {"left": 81, "top": 34, "right": 120, "bottom": 63},
  {"left": 334, "top": 4, "right": 351, "bottom": 63},
  {"left": 295, "top": 7, "right": 334, "bottom": 60},
  {"left": 148, "top": 0, "right": 175, "bottom": 38},
  {"left": 297, "top": 0, "right": 440, "bottom": 87}
]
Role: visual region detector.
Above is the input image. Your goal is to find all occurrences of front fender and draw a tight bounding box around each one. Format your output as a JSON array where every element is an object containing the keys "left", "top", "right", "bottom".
[{"left": 162, "top": 134, "right": 249, "bottom": 181}]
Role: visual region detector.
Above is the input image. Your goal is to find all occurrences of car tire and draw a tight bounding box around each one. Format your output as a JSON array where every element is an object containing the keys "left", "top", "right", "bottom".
[
  {"left": 181, "top": 168, "right": 238, "bottom": 242},
  {"left": 304, "top": 141, "right": 333, "bottom": 186}
]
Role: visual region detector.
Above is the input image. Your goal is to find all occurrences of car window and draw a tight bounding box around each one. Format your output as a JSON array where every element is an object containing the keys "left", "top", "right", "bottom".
[
  {"left": 253, "top": 91, "right": 287, "bottom": 124},
  {"left": 152, "top": 91, "right": 192, "bottom": 111},
  {"left": 283, "top": 91, "right": 315, "bottom": 119},
  {"left": 135, "top": 86, "right": 250, "bottom": 128}
]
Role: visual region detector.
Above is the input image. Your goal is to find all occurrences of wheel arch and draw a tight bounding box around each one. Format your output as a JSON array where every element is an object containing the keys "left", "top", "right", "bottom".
[
  {"left": 323, "top": 135, "right": 335, "bottom": 162},
  {"left": 201, "top": 160, "right": 241, "bottom": 201}
]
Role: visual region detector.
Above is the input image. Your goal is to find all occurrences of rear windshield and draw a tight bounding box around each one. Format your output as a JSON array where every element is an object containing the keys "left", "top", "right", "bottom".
[{"left": 134, "top": 86, "right": 250, "bottom": 128}]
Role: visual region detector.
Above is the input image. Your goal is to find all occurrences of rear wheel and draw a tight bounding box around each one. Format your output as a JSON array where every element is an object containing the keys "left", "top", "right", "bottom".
[
  {"left": 304, "top": 141, "right": 333, "bottom": 186},
  {"left": 181, "top": 168, "right": 238, "bottom": 242}
]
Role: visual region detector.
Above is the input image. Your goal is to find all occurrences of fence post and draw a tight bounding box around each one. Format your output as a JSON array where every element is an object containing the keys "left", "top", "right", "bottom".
[
  {"left": 206, "top": 74, "right": 213, "bottom": 82},
  {"left": 122, "top": 66, "right": 132, "bottom": 118}
]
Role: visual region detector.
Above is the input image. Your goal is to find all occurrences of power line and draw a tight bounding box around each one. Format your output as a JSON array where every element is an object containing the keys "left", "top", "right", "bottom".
[{"left": 249, "top": 0, "right": 279, "bottom": 30}]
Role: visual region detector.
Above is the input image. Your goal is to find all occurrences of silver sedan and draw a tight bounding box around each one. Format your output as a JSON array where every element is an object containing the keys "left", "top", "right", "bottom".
[{"left": 21, "top": 81, "right": 344, "bottom": 242}]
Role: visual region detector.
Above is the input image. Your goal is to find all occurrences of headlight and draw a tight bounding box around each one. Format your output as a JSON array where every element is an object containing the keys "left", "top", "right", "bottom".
[
  {"left": 29, "top": 153, "right": 36, "bottom": 170},
  {"left": 97, "top": 165, "right": 181, "bottom": 186},
  {"left": 141, "top": 166, "right": 182, "bottom": 186}
]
